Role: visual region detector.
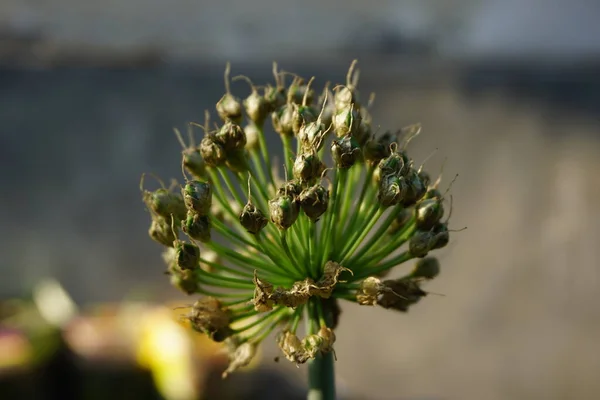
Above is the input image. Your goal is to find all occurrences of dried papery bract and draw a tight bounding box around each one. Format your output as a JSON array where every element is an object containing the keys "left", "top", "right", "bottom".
[{"left": 141, "top": 61, "right": 461, "bottom": 388}]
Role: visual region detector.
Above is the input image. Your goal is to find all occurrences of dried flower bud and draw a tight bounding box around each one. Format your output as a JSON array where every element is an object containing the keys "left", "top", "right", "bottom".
[
  {"left": 270, "top": 280, "right": 311, "bottom": 308},
  {"left": 272, "top": 104, "right": 295, "bottom": 137},
  {"left": 170, "top": 269, "right": 198, "bottom": 295},
  {"left": 298, "top": 120, "right": 327, "bottom": 153},
  {"left": 293, "top": 151, "right": 326, "bottom": 184},
  {"left": 302, "top": 334, "right": 325, "bottom": 359},
  {"left": 298, "top": 184, "right": 329, "bottom": 221},
  {"left": 415, "top": 198, "right": 444, "bottom": 230},
  {"left": 317, "top": 326, "right": 336, "bottom": 354},
  {"left": 182, "top": 180, "right": 212, "bottom": 215},
  {"left": 401, "top": 169, "right": 427, "bottom": 207},
  {"left": 309, "top": 261, "right": 351, "bottom": 298},
  {"left": 377, "top": 174, "right": 407, "bottom": 207},
  {"left": 268, "top": 195, "right": 299, "bottom": 230},
  {"left": 356, "top": 277, "right": 384, "bottom": 305},
  {"left": 222, "top": 340, "right": 256, "bottom": 378},
  {"left": 149, "top": 216, "right": 177, "bottom": 247},
  {"left": 332, "top": 105, "right": 362, "bottom": 137},
  {"left": 252, "top": 271, "right": 275, "bottom": 312},
  {"left": 200, "top": 136, "right": 226, "bottom": 167},
  {"left": 188, "top": 297, "right": 232, "bottom": 341},
  {"left": 182, "top": 212, "right": 211, "bottom": 243},
  {"left": 411, "top": 257, "right": 440, "bottom": 280},
  {"left": 331, "top": 135, "right": 361, "bottom": 169},
  {"left": 378, "top": 278, "right": 427, "bottom": 312},
  {"left": 239, "top": 202, "right": 268, "bottom": 234},
  {"left": 277, "top": 331, "right": 309, "bottom": 364},
  {"left": 244, "top": 123, "right": 260, "bottom": 151},
  {"left": 214, "top": 122, "right": 246, "bottom": 151}
]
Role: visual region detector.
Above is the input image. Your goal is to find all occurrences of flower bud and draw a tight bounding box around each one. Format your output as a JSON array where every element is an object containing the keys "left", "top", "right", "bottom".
[
  {"left": 401, "top": 169, "right": 427, "bottom": 207},
  {"left": 293, "top": 152, "right": 325, "bottom": 184},
  {"left": 182, "top": 212, "right": 211, "bottom": 243},
  {"left": 149, "top": 217, "right": 177, "bottom": 247},
  {"left": 182, "top": 180, "right": 212, "bottom": 215},
  {"left": 244, "top": 123, "right": 260, "bottom": 151},
  {"left": 200, "top": 136, "right": 226, "bottom": 167},
  {"left": 292, "top": 105, "right": 318, "bottom": 136},
  {"left": 170, "top": 269, "right": 198, "bottom": 295},
  {"left": 411, "top": 257, "right": 440, "bottom": 280},
  {"left": 364, "top": 132, "right": 393, "bottom": 165},
  {"left": 239, "top": 202, "right": 268, "bottom": 234},
  {"left": 377, "top": 174, "right": 407, "bottom": 207},
  {"left": 431, "top": 222, "right": 449, "bottom": 250},
  {"left": 215, "top": 122, "right": 247, "bottom": 151},
  {"left": 272, "top": 104, "right": 295, "bottom": 137},
  {"left": 377, "top": 150, "right": 411, "bottom": 178},
  {"left": 188, "top": 297, "right": 232, "bottom": 342},
  {"left": 298, "top": 184, "right": 329, "bottom": 221},
  {"left": 298, "top": 120, "right": 327, "bottom": 153},
  {"left": 144, "top": 189, "right": 187, "bottom": 222},
  {"left": 244, "top": 89, "right": 269, "bottom": 125},
  {"left": 182, "top": 147, "right": 206, "bottom": 179},
  {"left": 332, "top": 105, "right": 362, "bottom": 137},
  {"left": 268, "top": 195, "right": 299, "bottom": 230},
  {"left": 216, "top": 63, "right": 242, "bottom": 123},
  {"left": 331, "top": 134, "right": 361, "bottom": 169},
  {"left": 415, "top": 198, "right": 444, "bottom": 230},
  {"left": 175, "top": 240, "right": 200, "bottom": 270}
]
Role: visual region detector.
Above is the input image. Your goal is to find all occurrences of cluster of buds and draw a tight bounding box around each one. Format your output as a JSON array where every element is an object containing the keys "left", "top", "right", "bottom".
[{"left": 141, "top": 61, "right": 460, "bottom": 378}]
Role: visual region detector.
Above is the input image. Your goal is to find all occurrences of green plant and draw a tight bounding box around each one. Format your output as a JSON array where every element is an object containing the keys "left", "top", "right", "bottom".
[{"left": 141, "top": 61, "right": 456, "bottom": 400}]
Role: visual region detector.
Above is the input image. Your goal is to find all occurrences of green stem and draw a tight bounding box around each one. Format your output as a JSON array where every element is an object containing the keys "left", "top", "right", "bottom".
[{"left": 307, "top": 299, "right": 335, "bottom": 400}]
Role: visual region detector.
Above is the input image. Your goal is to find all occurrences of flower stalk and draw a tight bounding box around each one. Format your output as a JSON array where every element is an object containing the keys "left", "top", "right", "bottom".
[{"left": 141, "top": 60, "right": 460, "bottom": 397}]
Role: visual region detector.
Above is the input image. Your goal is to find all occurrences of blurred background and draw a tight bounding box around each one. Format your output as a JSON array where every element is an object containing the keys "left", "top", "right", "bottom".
[{"left": 1, "top": 0, "right": 599, "bottom": 399}]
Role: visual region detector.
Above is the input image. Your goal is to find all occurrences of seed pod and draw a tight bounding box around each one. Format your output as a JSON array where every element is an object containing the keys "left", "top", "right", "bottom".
[
  {"left": 418, "top": 170, "right": 431, "bottom": 189},
  {"left": 298, "top": 120, "right": 326, "bottom": 153},
  {"left": 409, "top": 225, "right": 449, "bottom": 257},
  {"left": 298, "top": 184, "right": 329, "bottom": 221},
  {"left": 388, "top": 207, "right": 414, "bottom": 235},
  {"left": 222, "top": 340, "right": 257, "bottom": 378},
  {"left": 268, "top": 195, "right": 299, "bottom": 230},
  {"left": 182, "top": 147, "right": 206, "bottom": 179},
  {"left": 242, "top": 87, "right": 269, "bottom": 125},
  {"left": 334, "top": 60, "right": 360, "bottom": 110},
  {"left": 200, "top": 136, "right": 226, "bottom": 167},
  {"left": 187, "top": 297, "right": 232, "bottom": 342},
  {"left": 292, "top": 151, "right": 325, "bottom": 184},
  {"left": 292, "top": 105, "right": 318, "bottom": 136},
  {"left": 364, "top": 132, "right": 393, "bottom": 165},
  {"left": 264, "top": 84, "right": 286, "bottom": 112},
  {"left": 431, "top": 222, "right": 450, "bottom": 250},
  {"left": 239, "top": 202, "right": 268, "bottom": 234},
  {"left": 411, "top": 257, "right": 440, "bottom": 280},
  {"left": 216, "top": 63, "right": 243, "bottom": 123},
  {"left": 182, "top": 180, "right": 212, "bottom": 215},
  {"left": 332, "top": 105, "right": 362, "bottom": 138},
  {"left": 170, "top": 269, "right": 198, "bottom": 295},
  {"left": 415, "top": 198, "right": 444, "bottom": 230},
  {"left": 377, "top": 149, "right": 411, "bottom": 178},
  {"left": 423, "top": 187, "right": 443, "bottom": 200},
  {"left": 272, "top": 104, "right": 295, "bottom": 137},
  {"left": 175, "top": 240, "right": 200, "bottom": 270},
  {"left": 214, "top": 122, "right": 246, "bottom": 151},
  {"left": 378, "top": 278, "right": 427, "bottom": 312},
  {"left": 402, "top": 169, "right": 427, "bottom": 207},
  {"left": 182, "top": 212, "right": 211, "bottom": 243},
  {"left": 149, "top": 217, "right": 177, "bottom": 247},
  {"left": 244, "top": 123, "right": 260, "bottom": 151},
  {"left": 377, "top": 174, "right": 407, "bottom": 207},
  {"left": 331, "top": 134, "right": 361, "bottom": 169}
]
